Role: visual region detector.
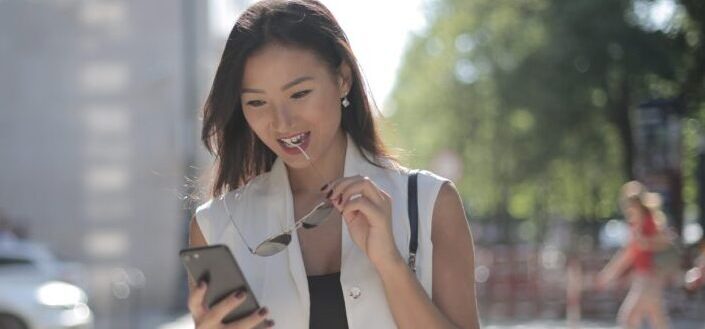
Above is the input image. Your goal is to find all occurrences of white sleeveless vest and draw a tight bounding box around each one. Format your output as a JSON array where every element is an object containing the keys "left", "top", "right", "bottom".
[{"left": 195, "top": 135, "right": 448, "bottom": 328}]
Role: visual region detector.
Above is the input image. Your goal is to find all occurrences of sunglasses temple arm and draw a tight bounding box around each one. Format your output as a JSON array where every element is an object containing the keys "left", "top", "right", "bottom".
[{"left": 294, "top": 144, "right": 328, "bottom": 188}]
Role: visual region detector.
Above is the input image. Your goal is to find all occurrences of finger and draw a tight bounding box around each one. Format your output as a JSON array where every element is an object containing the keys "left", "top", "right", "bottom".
[
  {"left": 203, "top": 290, "right": 248, "bottom": 327},
  {"left": 224, "top": 307, "right": 272, "bottom": 329},
  {"left": 320, "top": 176, "right": 344, "bottom": 193},
  {"left": 327, "top": 176, "right": 379, "bottom": 204},
  {"left": 212, "top": 290, "right": 249, "bottom": 321},
  {"left": 187, "top": 281, "right": 208, "bottom": 320},
  {"left": 336, "top": 177, "right": 387, "bottom": 208},
  {"left": 341, "top": 196, "right": 387, "bottom": 226},
  {"left": 321, "top": 175, "right": 351, "bottom": 197},
  {"left": 322, "top": 175, "right": 360, "bottom": 200}
]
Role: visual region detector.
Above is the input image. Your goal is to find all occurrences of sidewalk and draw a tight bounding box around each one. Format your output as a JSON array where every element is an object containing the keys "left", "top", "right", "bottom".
[{"left": 484, "top": 319, "right": 705, "bottom": 329}]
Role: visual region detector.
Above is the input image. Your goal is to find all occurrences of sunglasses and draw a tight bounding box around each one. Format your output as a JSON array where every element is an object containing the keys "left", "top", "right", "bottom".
[
  {"left": 223, "top": 195, "right": 335, "bottom": 256},
  {"left": 221, "top": 140, "right": 336, "bottom": 257}
]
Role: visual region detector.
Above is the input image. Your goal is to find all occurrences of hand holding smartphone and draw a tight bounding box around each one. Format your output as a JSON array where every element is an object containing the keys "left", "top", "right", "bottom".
[{"left": 181, "top": 244, "right": 272, "bottom": 328}]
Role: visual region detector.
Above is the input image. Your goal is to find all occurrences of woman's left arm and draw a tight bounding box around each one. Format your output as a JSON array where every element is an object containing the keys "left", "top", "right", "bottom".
[
  {"left": 329, "top": 177, "right": 480, "bottom": 328},
  {"left": 374, "top": 182, "right": 480, "bottom": 329}
]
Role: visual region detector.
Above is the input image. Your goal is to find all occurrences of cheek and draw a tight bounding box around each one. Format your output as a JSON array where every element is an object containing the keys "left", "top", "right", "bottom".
[
  {"left": 308, "top": 93, "right": 342, "bottom": 125},
  {"left": 242, "top": 111, "right": 269, "bottom": 140}
]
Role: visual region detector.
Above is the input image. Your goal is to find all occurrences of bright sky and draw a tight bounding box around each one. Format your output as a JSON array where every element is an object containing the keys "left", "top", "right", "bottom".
[{"left": 210, "top": 0, "right": 429, "bottom": 112}]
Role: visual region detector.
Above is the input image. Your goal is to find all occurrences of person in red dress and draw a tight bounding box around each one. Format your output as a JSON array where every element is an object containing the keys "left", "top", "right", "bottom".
[{"left": 596, "top": 181, "right": 671, "bottom": 329}]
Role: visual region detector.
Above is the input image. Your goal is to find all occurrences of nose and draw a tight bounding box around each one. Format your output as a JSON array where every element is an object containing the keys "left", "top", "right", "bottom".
[{"left": 272, "top": 103, "right": 294, "bottom": 132}]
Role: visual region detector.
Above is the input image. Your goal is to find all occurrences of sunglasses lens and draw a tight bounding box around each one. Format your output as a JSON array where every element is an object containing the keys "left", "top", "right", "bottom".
[
  {"left": 302, "top": 201, "right": 334, "bottom": 228},
  {"left": 254, "top": 233, "right": 292, "bottom": 256}
]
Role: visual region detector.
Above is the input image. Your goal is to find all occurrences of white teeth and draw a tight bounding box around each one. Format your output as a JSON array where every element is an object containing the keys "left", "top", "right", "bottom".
[{"left": 279, "top": 133, "right": 307, "bottom": 147}]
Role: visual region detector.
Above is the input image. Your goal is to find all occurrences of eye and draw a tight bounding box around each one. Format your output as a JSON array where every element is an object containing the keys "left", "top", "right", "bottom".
[
  {"left": 291, "top": 90, "right": 312, "bottom": 99},
  {"left": 246, "top": 100, "right": 266, "bottom": 107}
]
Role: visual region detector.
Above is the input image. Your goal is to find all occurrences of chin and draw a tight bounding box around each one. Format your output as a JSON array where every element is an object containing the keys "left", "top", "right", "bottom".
[
  {"left": 281, "top": 159, "right": 311, "bottom": 169},
  {"left": 274, "top": 144, "right": 319, "bottom": 168},
  {"left": 280, "top": 153, "right": 320, "bottom": 170}
]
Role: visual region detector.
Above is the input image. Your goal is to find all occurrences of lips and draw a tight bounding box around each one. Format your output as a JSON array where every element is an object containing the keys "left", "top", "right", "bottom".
[
  {"left": 277, "top": 131, "right": 311, "bottom": 155},
  {"left": 278, "top": 131, "right": 309, "bottom": 148}
]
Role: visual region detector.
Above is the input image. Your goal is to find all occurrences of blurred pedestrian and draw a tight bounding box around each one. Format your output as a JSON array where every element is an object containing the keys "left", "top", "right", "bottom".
[
  {"left": 566, "top": 257, "right": 582, "bottom": 329},
  {"left": 596, "top": 181, "right": 672, "bottom": 329},
  {"left": 685, "top": 240, "right": 705, "bottom": 291}
]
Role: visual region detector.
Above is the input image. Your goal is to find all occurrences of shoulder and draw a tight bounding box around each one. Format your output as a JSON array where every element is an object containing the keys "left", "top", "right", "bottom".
[
  {"left": 195, "top": 171, "right": 273, "bottom": 214},
  {"left": 409, "top": 169, "right": 452, "bottom": 207},
  {"left": 418, "top": 173, "right": 469, "bottom": 242},
  {"left": 432, "top": 180, "right": 465, "bottom": 226},
  {"left": 381, "top": 166, "right": 451, "bottom": 207},
  {"left": 433, "top": 175, "right": 458, "bottom": 200},
  {"left": 380, "top": 162, "right": 449, "bottom": 186},
  {"left": 417, "top": 169, "right": 451, "bottom": 191}
]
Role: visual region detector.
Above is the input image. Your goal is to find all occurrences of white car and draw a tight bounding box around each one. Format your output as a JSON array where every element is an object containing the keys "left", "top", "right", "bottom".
[{"left": 0, "top": 237, "right": 94, "bottom": 329}]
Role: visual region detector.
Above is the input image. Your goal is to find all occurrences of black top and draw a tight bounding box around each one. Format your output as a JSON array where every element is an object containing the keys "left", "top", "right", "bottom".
[{"left": 307, "top": 272, "right": 349, "bottom": 329}]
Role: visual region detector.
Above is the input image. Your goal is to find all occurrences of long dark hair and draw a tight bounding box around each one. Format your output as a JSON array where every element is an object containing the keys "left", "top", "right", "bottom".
[{"left": 201, "top": 0, "right": 393, "bottom": 198}]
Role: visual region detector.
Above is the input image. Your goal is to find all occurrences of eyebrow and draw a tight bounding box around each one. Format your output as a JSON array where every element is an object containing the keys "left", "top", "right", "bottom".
[{"left": 241, "top": 76, "right": 314, "bottom": 94}]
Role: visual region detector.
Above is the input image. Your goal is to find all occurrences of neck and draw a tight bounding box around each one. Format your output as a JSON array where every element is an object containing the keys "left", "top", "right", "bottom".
[{"left": 287, "top": 130, "right": 347, "bottom": 194}]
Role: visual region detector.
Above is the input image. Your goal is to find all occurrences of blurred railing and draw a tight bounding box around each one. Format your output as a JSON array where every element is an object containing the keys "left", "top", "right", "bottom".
[{"left": 474, "top": 244, "right": 705, "bottom": 322}]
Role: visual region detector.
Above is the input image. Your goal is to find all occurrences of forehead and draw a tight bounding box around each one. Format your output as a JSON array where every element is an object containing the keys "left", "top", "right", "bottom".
[{"left": 241, "top": 43, "right": 332, "bottom": 88}]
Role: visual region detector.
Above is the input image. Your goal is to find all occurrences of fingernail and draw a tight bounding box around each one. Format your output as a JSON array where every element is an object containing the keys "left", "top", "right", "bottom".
[
  {"left": 234, "top": 290, "right": 246, "bottom": 299},
  {"left": 198, "top": 272, "right": 210, "bottom": 285},
  {"left": 258, "top": 307, "right": 268, "bottom": 316},
  {"left": 265, "top": 319, "right": 275, "bottom": 327},
  {"left": 326, "top": 190, "right": 333, "bottom": 199},
  {"left": 320, "top": 183, "right": 328, "bottom": 191}
]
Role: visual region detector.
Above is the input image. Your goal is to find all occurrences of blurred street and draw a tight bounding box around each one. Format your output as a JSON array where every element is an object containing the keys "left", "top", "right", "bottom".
[
  {"left": 484, "top": 319, "right": 705, "bottom": 329},
  {"left": 147, "top": 311, "right": 705, "bottom": 329}
]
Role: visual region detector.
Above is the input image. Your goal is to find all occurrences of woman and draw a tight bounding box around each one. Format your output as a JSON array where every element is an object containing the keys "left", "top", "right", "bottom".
[
  {"left": 186, "top": 1, "right": 480, "bottom": 328},
  {"left": 596, "top": 181, "right": 671, "bottom": 329}
]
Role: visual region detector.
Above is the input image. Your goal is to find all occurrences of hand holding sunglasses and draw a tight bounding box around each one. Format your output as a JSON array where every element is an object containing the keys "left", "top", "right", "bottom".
[
  {"left": 322, "top": 175, "right": 401, "bottom": 269},
  {"left": 222, "top": 139, "right": 401, "bottom": 268}
]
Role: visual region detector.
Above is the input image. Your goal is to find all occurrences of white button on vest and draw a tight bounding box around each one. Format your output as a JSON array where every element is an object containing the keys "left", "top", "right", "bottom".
[{"left": 349, "top": 286, "right": 361, "bottom": 299}]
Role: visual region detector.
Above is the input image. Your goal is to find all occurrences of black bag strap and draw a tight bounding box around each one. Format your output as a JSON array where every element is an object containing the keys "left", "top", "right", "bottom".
[{"left": 407, "top": 170, "right": 419, "bottom": 272}]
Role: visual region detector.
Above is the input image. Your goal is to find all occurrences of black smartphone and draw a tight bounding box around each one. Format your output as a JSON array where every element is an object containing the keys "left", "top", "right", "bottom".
[{"left": 180, "top": 244, "right": 263, "bottom": 325}]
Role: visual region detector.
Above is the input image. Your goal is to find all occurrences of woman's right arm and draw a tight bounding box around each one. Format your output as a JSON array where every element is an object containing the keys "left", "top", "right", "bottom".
[{"left": 187, "top": 216, "right": 273, "bottom": 328}]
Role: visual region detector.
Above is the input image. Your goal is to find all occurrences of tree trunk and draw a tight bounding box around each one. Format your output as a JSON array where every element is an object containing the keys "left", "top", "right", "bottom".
[{"left": 609, "top": 78, "right": 635, "bottom": 180}]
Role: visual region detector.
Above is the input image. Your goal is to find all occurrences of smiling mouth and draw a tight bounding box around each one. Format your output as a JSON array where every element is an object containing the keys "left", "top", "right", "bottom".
[{"left": 277, "top": 131, "right": 310, "bottom": 148}]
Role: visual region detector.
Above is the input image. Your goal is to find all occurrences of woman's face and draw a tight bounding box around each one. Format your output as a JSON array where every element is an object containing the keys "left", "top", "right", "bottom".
[
  {"left": 240, "top": 42, "right": 351, "bottom": 168},
  {"left": 625, "top": 201, "right": 644, "bottom": 225}
]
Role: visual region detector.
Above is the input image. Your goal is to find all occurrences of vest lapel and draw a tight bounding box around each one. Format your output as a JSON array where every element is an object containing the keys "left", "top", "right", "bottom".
[
  {"left": 263, "top": 158, "right": 310, "bottom": 316},
  {"left": 340, "top": 135, "right": 361, "bottom": 272},
  {"left": 241, "top": 157, "right": 306, "bottom": 329}
]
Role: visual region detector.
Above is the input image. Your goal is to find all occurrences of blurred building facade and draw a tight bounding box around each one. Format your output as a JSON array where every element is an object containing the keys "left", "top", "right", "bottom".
[{"left": 0, "top": 0, "right": 245, "bottom": 326}]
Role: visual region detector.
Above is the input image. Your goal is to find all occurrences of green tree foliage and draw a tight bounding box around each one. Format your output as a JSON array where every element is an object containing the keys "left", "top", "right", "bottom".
[{"left": 387, "top": 0, "right": 705, "bottom": 233}]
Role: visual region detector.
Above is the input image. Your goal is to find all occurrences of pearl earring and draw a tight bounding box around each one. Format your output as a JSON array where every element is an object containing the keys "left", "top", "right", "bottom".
[{"left": 341, "top": 96, "right": 350, "bottom": 109}]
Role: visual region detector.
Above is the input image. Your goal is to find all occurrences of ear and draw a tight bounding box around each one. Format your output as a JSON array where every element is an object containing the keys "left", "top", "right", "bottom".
[{"left": 336, "top": 60, "right": 353, "bottom": 98}]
